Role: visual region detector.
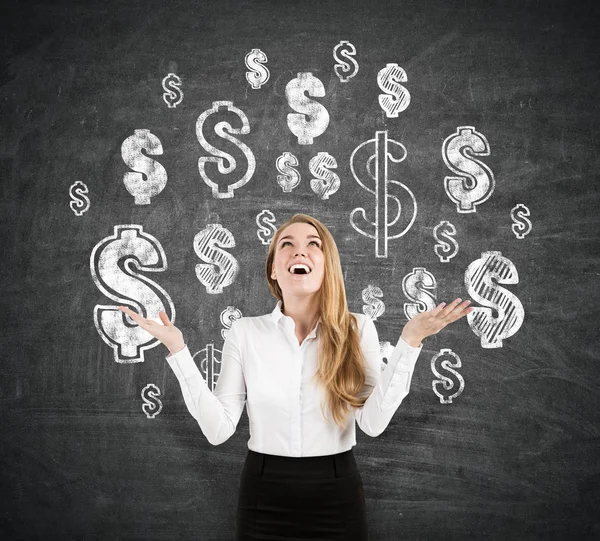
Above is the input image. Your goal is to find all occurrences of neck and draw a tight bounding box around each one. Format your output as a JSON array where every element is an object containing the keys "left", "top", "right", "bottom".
[{"left": 281, "top": 295, "right": 320, "bottom": 332}]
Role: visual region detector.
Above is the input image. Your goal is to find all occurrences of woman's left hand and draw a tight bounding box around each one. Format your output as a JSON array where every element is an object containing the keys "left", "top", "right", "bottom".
[{"left": 400, "top": 298, "right": 473, "bottom": 347}]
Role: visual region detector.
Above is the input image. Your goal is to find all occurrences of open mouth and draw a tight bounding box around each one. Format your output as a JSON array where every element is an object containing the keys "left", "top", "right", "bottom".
[{"left": 288, "top": 264, "right": 311, "bottom": 276}]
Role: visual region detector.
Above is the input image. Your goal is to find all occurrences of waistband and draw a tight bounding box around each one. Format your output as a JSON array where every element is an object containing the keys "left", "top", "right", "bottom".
[{"left": 243, "top": 448, "right": 358, "bottom": 479}]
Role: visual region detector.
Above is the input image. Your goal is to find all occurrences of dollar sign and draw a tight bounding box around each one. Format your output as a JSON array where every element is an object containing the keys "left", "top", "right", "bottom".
[
  {"left": 196, "top": 101, "right": 256, "bottom": 199},
  {"left": 194, "top": 223, "right": 240, "bottom": 294},
  {"left": 90, "top": 225, "right": 176, "bottom": 363},
  {"left": 431, "top": 349, "right": 465, "bottom": 404},
  {"left": 402, "top": 267, "right": 437, "bottom": 320},
  {"left": 121, "top": 129, "right": 168, "bottom": 205},
  {"left": 309, "top": 152, "right": 339, "bottom": 199},
  {"left": 220, "top": 306, "right": 243, "bottom": 341},
  {"left": 333, "top": 40, "right": 359, "bottom": 83},
  {"left": 276, "top": 152, "right": 301, "bottom": 192},
  {"left": 350, "top": 131, "right": 417, "bottom": 257},
  {"left": 433, "top": 220, "right": 459, "bottom": 263},
  {"left": 162, "top": 73, "right": 183, "bottom": 108},
  {"left": 69, "top": 181, "right": 90, "bottom": 216},
  {"left": 256, "top": 209, "right": 277, "bottom": 245},
  {"left": 245, "top": 48, "right": 270, "bottom": 89},
  {"left": 511, "top": 204, "right": 532, "bottom": 239},
  {"left": 285, "top": 72, "right": 330, "bottom": 145},
  {"left": 443, "top": 126, "right": 495, "bottom": 213},
  {"left": 362, "top": 285, "right": 385, "bottom": 320},
  {"left": 141, "top": 384, "right": 163, "bottom": 418},
  {"left": 190, "top": 342, "right": 224, "bottom": 392},
  {"left": 465, "top": 251, "right": 524, "bottom": 348},
  {"left": 377, "top": 63, "right": 411, "bottom": 117}
]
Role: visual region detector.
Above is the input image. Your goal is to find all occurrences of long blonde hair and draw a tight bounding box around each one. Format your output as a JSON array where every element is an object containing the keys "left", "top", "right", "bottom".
[{"left": 265, "top": 213, "right": 369, "bottom": 429}]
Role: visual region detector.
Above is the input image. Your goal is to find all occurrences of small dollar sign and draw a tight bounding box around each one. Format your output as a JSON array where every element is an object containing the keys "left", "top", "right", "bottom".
[
  {"left": 286, "top": 72, "right": 330, "bottom": 145},
  {"left": 194, "top": 223, "right": 240, "bottom": 294},
  {"left": 402, "top": 267, "right": 437, "bottom": 320},
  {"left": 220, "top": 306, "right": 243, "bottom": 341},
  {"left": 90, "top": 224, "right": 176, "bottom": 363},
  {"left": 196, "top": 101, "right": 256, "bottom": 199},
  {"left": 121, "top": 129, "right": 168, "bottom": 205},
  {"left": 309, "top": 152, "right": 339, "bottom": 199},
  {"left": 162, "top": 73, "right": 183, "bottom": 108},
  {"left": 276, "top": 152, "right": 301, "bottom": 192},
  {"left": 256, "top": 209, "right": 277, "bottom": 245},
  {"left": 349, "top": 131, "right": 417, "bottom": 257},
  {"left": 443, "top": 126, "right": 495, "bottom": 213},
  {"left": 433, "top": 220, "right": 459, "bottom": 263},
  {"left": 245, "top": 48, "right": 270, "bottom": 89},
  {"left": 431, "top": 349, "right": 465, "bottom": 404},
  {"left": 141, "top": 384, "right": 163, "bottom": 418},
  {"left": 465, "top": 251, "right": 524, "bottom": 348},
  {"left": 362, "top": 285, "right": 385, "bottom": 320},
  {"left": 333, "top": 40, "right": 359, "bottom": 83},
  {"left": 511, "top": 204, "right": 532, "bottom": 239},
  {"left": 69, "top": 181, "right": 90, "bottom": 216},
  {"left": 377, "top": 63, "right": 410, "bottom": 118}
]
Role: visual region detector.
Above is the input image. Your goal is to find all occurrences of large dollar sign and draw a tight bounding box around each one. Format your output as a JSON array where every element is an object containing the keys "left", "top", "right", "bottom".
[
  {"left": 256, "top": 209, "right": 277, "bottom": 245},
  {"left": 309, "top": 152, "right": 339, "bottom": 199},
  {"left": 362, "top": 285, "right": 385, "bottom": 320},
  {"left": 276, "top": 152, "right": 301, "bottom": 192},
  {"left": 333, "top": 40, "right": 359, "bottom": 83},
  {"left": 511, "top": 204, "right": 532, "bottom": 239},
  {"left": 90, "top": 225, "right": 175, "bottom": 363},
  {"left": 377, "top": 63, "right": 410, "bottom": 117},
  {"left": 162, "top": 72, "right": 183, "bottom": 108},
  {"left": 443, "top": 126, "right": 495, "bottom": 213},
  {"left": 433, "top": 220, "right": 459, "bottom": 262},
  {"left": 141, "top": 384, "right": 163, "bottom": 418},
  {"left": 402, "top": 267, "right": 437, "bottom": 319},
  {"left": 194, "top": 223, "right": 239, "bottom": 294},
  {"left": 285, "top": 72, "right": 330, "bottom": 145},
  {"left": 69, "top": 181, "right": 90, "bottom": 216},
  {"left": 350, "top": 131, "right": 417, "bottom": 257},
  {"left": 465, "top": 251, "right": 524, "bottom": 348},
  {"left": 196, "top": 101, "right": 256, "bottom": 199},
  {"left": 245, "top": 48, "right": 270, "bottom": 89},
  {"left": 121, "top": 129, "right": 168, "bottom": 205},
  {"left": 431, "top": 349, "right": 465, "bottom": 404}
]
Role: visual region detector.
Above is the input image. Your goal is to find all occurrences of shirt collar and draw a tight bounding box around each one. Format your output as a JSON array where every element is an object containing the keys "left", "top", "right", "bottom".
[{"left": 271, "top": 300, "right": 321, "bottom": 337}]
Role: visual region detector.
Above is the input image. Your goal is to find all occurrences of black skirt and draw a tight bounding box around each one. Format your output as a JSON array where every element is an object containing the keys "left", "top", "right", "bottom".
[{"left": 236, "top": 448, "right": 369, "bottom": 540}]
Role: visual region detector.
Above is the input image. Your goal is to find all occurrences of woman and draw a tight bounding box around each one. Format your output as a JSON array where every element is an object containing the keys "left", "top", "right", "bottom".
[{"left": 119, "top": 213, "right": 472, "bottom": 540}]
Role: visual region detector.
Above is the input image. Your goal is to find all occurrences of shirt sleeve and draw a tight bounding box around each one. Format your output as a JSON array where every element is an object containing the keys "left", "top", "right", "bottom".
[
  {"left": 354, "top": 315, "right": 422, "bottom": 437},
  {"left": 165, "top": 319, "right": 246, "bottom": 446}
]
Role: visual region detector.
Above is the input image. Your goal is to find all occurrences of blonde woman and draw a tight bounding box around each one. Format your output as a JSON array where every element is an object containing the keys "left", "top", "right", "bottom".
[{"left": 119, "top": 213, "right": 472, "bottom": 540}]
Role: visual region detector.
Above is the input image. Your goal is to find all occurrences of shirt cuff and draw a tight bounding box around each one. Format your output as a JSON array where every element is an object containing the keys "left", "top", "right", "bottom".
[
  {"left": 165, "top": 345, "right": 201, "bottom": 380},
  {"left": 394, "top": 336, "right": 422, "bottom": 371}
]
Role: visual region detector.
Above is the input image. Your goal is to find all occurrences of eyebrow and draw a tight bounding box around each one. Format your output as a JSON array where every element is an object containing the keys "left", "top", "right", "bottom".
[{"left": 279, "top": 235, "right": 321, "bottom": 243}]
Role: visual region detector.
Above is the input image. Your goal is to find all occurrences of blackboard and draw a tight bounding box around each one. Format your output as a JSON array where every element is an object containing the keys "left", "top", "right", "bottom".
[{"left": 2, "top": 0, "right": 599, "bottom": 539}]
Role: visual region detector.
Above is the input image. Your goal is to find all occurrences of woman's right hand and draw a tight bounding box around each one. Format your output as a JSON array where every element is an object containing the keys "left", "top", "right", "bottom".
[{"left": 118, "top": 306, "right": 185, "bottom": 354}]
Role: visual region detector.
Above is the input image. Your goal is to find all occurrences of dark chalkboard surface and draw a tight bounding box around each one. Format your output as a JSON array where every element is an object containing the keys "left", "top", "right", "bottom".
[{"left": 2, "top": 0, "right": 600, "bottom": 539}]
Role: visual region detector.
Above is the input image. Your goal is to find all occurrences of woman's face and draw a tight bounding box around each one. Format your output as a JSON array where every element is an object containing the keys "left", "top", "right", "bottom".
[{"left": 271, "top": 222, "right": 325, "bottom": 297}]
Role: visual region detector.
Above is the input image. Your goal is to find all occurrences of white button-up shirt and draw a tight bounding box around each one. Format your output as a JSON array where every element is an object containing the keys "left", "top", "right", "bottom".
[{"left": 166, "top": 300, "right": 422, "bottom": 457}]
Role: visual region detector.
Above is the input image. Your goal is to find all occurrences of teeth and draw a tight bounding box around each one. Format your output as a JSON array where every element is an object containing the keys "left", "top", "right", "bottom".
[{"left": 289, "top": 263, "right": 311, "bottom": 274}]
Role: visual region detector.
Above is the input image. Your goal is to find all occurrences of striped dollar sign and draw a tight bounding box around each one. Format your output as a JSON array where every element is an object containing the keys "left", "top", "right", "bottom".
[{"left": 465, "top": 251, "right": 524, "bottom": 348}]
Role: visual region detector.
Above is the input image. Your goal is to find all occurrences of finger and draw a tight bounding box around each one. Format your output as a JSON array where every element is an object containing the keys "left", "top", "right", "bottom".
[
  {"left": 159, "top": 311, "right": 172, "bottom": 326},
  {"left": 119, "top": 306, "right": 147, "bottom": 326},
  {"left": 439, "top": 298, "right": 463, "bottom": 318},
  {"left": 448, "top": 301, "right": 473, "bottom": 321},
  {"left": 430, "top": 302, "right": 447, "bottom": 316}
]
